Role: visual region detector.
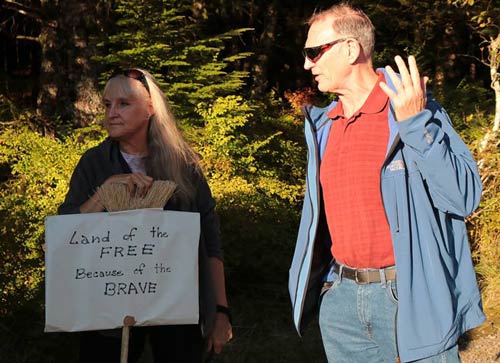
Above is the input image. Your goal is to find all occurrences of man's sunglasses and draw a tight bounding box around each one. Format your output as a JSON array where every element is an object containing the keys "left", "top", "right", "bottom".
[
  {"left": 303, "top": 38, "right": 349, "bottom": 62},
  {"left": 112, "top": 69, "right": 150, "bottom": 95}
]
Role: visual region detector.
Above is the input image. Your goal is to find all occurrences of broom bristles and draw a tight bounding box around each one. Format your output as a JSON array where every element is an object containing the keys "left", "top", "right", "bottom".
[{"left": 96, "top": 180, "right": 178, "bottom": 212}]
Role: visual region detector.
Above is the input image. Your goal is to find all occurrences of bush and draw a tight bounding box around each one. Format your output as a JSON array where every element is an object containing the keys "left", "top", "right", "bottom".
[
  {"left": 467, "top": 118, "right": 500, "bottom": 335},
  {"left": 0, "top": 122, "right": 106, "bottom": 361},
  {"left": 0, "top": 93, "right": 319, "bottom": 362},
  {"left": 0, "top": 124, "right": 105, "bottom": 316}
]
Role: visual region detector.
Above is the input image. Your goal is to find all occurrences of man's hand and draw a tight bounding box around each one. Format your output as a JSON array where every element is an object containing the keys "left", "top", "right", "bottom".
[{"left": 379, "top": 55, "right": 429, "bottom": 122}]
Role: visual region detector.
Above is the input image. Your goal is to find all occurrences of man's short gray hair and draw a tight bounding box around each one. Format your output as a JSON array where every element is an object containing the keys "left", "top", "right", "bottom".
[{"left": 308, "top": 2, "right": 375, "bottom": 60}]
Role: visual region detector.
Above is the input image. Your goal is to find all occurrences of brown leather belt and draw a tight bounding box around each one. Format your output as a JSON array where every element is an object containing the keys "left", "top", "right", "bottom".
[{"left": 333, "top": 261, "right": 396, "bottom": 284}]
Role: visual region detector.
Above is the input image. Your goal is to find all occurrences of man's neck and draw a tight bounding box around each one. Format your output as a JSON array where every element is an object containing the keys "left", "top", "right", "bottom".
[{"left": 336, "top": 66, "right": 379, "bottom": 119}]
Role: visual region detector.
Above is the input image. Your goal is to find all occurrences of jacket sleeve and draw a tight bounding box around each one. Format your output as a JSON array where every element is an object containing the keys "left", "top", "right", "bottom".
[
  {"left": 194, "top": 170, "right": 223, "bottom": 260},
  {"left": 58, "top": 147, "right": 112, "bottom": 215},
  {"left": 396, "top": 99, "right": 482, "bottom": 217},
  {"left": 58, "top": 154, "right": 95, "bottom": 215}
]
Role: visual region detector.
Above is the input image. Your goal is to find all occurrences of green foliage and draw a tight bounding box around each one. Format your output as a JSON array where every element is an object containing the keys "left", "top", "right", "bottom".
[
  {"left": 467, "top": 124, "right": 500, "bottom": 335},
  {"left": 194, "top": 94, "right": 305, "bottom": 280},
  {"left": 197, "top": 95, "right": 256, "bottom": 176},
  {"left": 190, "top": 93, "right": 321, "bottom": 362},
  {"left": 93, "top": 0, "right": 252, "bottom": 123},
  {"left": 449, "top": 0, "right": 500, "bottom": 38},
  {"left": 0, "top": 124, "right": 106, "bottom": 316},
  {"left": 0, "top": 93, "right": 311, "bottom": 362},
  {"left": 436, "top": 79, "right": 494, "bottom": 140},
  {"left": 0, "top": 95, "right": 17, "bottom": 121}
]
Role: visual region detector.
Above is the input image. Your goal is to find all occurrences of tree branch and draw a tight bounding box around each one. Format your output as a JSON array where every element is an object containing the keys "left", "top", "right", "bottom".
[
  {"left": 2, "top": 0, "right": 43, "bottom": 22},
  {"left": 16, "top": 35, "right": 39, "bottom": 42},
  {"left": 457, "top": 53, "right": 489, "bottom": 67}
]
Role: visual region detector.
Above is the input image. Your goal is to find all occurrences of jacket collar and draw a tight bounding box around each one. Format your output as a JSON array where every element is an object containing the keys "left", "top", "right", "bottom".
[{"left": 303, "top": 67, "right": 400, "bottom": 159}]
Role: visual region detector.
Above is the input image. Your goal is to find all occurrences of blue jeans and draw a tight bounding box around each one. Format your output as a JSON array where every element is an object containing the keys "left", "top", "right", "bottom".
[{"left": 319, "top": 276, "right": 461, "bottom": 363}]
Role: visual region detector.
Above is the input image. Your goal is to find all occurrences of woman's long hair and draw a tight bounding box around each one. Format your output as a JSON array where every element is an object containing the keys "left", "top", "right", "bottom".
[
  {"left": 143, "top": 70, "right": 200, "bottom": 202},
  {"left": 104, "top": 70, "right": 200, "bottom": 203}
]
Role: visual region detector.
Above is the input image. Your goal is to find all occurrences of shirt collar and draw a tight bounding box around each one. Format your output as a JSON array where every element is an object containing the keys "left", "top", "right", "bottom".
[{"left": 328, "top": 71, "right": 389, "bottom": 120}]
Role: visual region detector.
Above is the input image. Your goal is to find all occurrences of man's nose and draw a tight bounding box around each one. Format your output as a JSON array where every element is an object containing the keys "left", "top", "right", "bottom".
[{"left": 304, "top": 57, "right": 315, "bottom": 70}]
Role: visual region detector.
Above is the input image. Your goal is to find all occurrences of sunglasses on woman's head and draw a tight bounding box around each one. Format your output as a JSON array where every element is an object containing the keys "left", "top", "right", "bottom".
[{"left": 111, "top": 68, "right": 150, "bottom": 95}]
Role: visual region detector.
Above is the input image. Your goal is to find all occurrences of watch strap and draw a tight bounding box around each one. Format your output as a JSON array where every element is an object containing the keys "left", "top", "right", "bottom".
[{"left": 216, "top": 304, "right": 233, "bottom": 325}]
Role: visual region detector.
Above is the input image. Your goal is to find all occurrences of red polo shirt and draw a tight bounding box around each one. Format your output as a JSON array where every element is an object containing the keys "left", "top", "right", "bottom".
[{"left": 320, "top": 72, "right": 395, "bottom": 268}]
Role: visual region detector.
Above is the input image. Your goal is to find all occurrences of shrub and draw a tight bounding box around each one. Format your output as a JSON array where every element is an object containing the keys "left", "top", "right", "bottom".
[{"left": 0, "top": 124, "right": 105, "bottom": 316}]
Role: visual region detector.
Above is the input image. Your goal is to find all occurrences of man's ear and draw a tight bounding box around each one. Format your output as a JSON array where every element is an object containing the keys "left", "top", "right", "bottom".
[{"left": 347, "top": 39, "right": 362, "bottom": 65}]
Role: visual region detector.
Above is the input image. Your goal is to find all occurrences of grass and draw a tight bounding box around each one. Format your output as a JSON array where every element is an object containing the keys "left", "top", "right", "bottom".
[{"left": 218, "top": 281, "right": 325, "bottom": 363}]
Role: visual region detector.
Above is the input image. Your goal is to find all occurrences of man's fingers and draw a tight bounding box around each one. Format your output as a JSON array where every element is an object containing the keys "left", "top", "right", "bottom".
[
  {"left": 394, "top": 55, "right": 411, "bottom": 89},
  {"left": 421, "top": 76, "right": 429, "bottom": 96},
  {"left": 384, "top": 65, "right": 402, "bottom": 91},
  {"left": 379, "top": 81, "right": 397, "bottom": 100},
  {"left": 408, "top": 55, "right": 421, "bottom": 91},
  {"left": 381, "top": 55, "right": 428, "bottom": 121}
]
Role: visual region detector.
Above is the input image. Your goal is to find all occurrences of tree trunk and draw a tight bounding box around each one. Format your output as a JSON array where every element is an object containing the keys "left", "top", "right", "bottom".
[
  {"left": 479, "top": 33, "right": 500, "bottom": 152},
  {"left": 37, "top": 0, "right": 107, "bottom": 133},
  {"left": 490, "top": 34, "right": 500, "bottom": 133}
]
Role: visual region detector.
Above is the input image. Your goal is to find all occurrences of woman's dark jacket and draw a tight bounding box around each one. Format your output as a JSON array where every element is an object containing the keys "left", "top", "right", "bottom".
[{"left": 58, "top": 137, "right": 221, "bottom": 336}]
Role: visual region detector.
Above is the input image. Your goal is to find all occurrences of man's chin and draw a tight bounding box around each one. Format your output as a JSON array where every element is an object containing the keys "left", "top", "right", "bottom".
[{"left": 317, "top": 83, "right": 330, "bottom": 93}]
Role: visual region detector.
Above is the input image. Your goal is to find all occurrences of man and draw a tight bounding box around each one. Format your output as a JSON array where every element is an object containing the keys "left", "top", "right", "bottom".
[{"left": 288, "top": 3, "right": 485, "bottom": 363}]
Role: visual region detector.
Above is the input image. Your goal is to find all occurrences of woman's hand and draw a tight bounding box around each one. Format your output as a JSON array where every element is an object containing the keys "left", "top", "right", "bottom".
[
  {"left": 79, "top": 173, "right": 153, "bottom": 213},
  {"left": 103, "top": 173, "right": 154, "bottom": 198},
  {"left": 207, "top": 312, "right": 233, "bottom": 354}
]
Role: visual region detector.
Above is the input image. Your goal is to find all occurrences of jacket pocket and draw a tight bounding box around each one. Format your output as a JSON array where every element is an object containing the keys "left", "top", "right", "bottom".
[{"left": 381, "top": 174, "right": 402, "bottom": 235}]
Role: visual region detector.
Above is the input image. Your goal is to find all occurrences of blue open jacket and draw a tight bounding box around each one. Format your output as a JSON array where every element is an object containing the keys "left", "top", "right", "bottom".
[{"left": 288, "top": 69, "right": 485, "bottom": 362}]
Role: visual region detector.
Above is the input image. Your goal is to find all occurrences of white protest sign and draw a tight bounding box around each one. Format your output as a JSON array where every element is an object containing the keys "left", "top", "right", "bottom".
[{"left": 44, "top": 208, "right": 200, "bottom": 332}]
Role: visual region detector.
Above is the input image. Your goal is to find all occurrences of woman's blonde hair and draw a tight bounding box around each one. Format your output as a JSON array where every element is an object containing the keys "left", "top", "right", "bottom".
[
  {"left": 308, "top": 2, "right": 375, "bottom": 60},
  {"left": 104, "top": 69, "right": 200, "bottom": 204}
]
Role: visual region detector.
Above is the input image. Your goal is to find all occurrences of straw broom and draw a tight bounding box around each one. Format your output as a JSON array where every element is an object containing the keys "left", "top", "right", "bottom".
[
  {"left": 96, "top": 180, "right": 178, "bottom": 212},
  {"left": 95, "top": 179, "right": 177, "bottom": 363}
]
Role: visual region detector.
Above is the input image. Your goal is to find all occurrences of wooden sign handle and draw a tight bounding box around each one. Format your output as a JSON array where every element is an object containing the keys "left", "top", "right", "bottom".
[{"left": 120, "top": 316, "right": 136, "bottom": 363}]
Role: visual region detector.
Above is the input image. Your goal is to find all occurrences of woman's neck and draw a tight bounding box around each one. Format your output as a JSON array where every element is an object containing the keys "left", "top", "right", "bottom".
[{"left": 119, "top": 140, "right": 148, "bottom": 157}]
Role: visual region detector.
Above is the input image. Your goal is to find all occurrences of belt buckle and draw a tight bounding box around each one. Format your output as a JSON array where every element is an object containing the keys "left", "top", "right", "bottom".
[{"left": 354, "top": 268, "right": 369, "bottom": 285}]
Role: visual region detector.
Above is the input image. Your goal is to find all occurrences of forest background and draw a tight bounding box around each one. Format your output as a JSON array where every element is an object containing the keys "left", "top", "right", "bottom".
[{"left": 0, "top": 0, "right": 499, "bottom": 362}]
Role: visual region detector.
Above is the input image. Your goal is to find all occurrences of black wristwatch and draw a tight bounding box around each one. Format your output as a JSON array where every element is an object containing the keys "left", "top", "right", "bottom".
[{"left": 216, "top": 304, "right": 233, "bottom": 325}]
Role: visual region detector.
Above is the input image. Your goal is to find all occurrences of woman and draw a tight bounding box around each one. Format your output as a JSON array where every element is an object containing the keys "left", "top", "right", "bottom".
[{"left": 58, "top": 69, "right": 232, "bottom": 363}]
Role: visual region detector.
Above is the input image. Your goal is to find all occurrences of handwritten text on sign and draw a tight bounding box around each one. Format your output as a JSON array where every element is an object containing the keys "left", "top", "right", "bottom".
[{"left": 44, "top": 209, "right": 200, "bottom": 332}]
